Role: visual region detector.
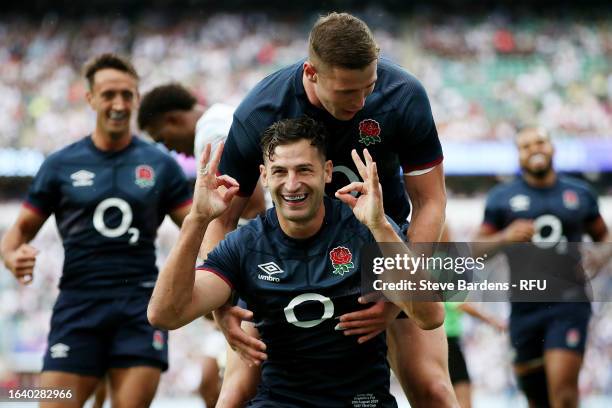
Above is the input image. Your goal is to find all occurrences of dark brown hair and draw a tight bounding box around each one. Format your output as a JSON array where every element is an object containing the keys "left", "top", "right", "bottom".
[
  {"left": 138, "top": 83, "right": 197, "bottom": 130},
  {"left": 83, "top": 53, "right": 139, "bottom": 89},
  {"left": 261, "top": 117, "right": 327, "bottom": 162}
]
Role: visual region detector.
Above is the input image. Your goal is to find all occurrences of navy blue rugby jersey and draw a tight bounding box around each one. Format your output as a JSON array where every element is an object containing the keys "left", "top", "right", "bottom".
[
  {"left": 483, "top": 176, "right": 601, "bottom": 308},
  {"left": 200, "top": 197, "right": 398, "bottom": 407},
  {"left": 25, "top": 136, "right": 192, "bottom": 294},
  {"left": 219, "top": 57, "right": 443, "bottom": 225}
]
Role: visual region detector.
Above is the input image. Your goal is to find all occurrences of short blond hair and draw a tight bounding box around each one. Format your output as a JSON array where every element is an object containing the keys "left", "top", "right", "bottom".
[{"left": 308, "top": 12, "right": 379, "bottom": 70}]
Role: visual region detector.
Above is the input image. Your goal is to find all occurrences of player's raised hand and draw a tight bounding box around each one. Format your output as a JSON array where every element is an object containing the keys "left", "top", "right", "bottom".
[
  {"left": 4, "top": 243, "right": 39, "bottom": 285},
  {"left": 335, "top": 149, "right": 386, "bottom": 230},
  {"left": 191, "top": 142, "right": 240, "bottom": 220}
]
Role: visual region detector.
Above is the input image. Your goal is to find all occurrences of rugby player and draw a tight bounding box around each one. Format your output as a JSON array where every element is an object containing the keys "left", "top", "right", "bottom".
[
  {"left": 476, "top": 127, "right": 609, "bottom": 408},
  {"left": 0, "top": 53, "right": 192, "bottom": 408},
  {"left": 203, "top": 12, "right": 455, "bottom": 407},
  {"left": 147, "top": 116, "right": 444, "bottom": 407}
]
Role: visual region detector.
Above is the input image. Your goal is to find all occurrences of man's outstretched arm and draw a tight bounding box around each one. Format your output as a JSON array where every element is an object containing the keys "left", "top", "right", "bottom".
[{"left": 148, "top": 143, "right": 240, "bottom": 330}]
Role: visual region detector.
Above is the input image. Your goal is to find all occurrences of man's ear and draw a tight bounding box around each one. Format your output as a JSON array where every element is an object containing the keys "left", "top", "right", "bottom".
[
  {"left": 85, "top": 90, "right": 94, "bottom": 108},
  {"left": 324, "top": 160, "right": 333, "bottom": 183},
  {"left": 303, "top": 61, "right": 318, "bottom": 83},
  {"left": 260, "top": 164, "right": 268, "bottom": 187}
]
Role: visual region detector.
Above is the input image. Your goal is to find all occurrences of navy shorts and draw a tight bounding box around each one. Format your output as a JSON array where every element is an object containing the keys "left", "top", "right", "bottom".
[
  {"left": 447, "top": 336, "right": 470, "bottom": 384},
  {"left": 42, "top": 291, "right": 168, "bottom": 377},
  {"left": 510, "top": 302, "right": 591, "bottom": 364}
]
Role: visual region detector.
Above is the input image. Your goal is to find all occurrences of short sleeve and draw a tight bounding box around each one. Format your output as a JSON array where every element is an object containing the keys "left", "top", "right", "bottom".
[
  {"left": 583, "top": 185, "right": 601, "bottom": 224},
  {"left": 199, "top": 230, "right": 243, "bottom": 293},
  {"left": 483, "top": 191, "right": 505, "bottom": 231},
  {"left": 25, "top": 156, "right": 60, "bottom": 216},
  {"left": 396, "top": 80, "right": 443, "bottom": 174},
  {"left": 218, "top": 118, "right": 263, "bottom": 197},
  {"left": 161, "top": 156, "right": 192, "bottom": 213}
]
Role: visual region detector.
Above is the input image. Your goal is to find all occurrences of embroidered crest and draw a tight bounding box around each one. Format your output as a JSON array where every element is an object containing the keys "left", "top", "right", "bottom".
[
  {"left": 358, "top": 119, "right": 382, "bottom": 146},
  {"left": 135, "top": 165, "right": 155, "bottom": 188},
  {"left": 330, "top": 246, "right": 355, "bottom": 276},
  {"left": 563, "top": 190, "right": 579, "bottom": 209},
  {"left": 152, "top": 330, "right": 165, "bottom": 350}
]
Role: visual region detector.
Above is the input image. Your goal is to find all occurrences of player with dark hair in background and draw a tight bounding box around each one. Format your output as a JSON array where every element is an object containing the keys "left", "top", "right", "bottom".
[
  {"left": 476, "top": 127, "right": 609, "bottom": 408},
  {"left": 1, "top": 53, "right": 192, "bottom": 408},
  {"left": 138, "top": 83, "right": 267, "bottom": 222}
]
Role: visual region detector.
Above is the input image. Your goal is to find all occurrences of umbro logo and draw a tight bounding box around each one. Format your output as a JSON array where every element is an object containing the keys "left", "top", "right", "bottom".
[
  {"left": 50, "top": 343, "right": 70, "bottom": 359},
  {"left": 509, "top": 194, "right": 530, "bottom": 212},
  {"left": 70, "top": 170, "right": 95, "bottom": 187},
  {"left": 257, "top": 262, "right": 284, "bottom": 283}
]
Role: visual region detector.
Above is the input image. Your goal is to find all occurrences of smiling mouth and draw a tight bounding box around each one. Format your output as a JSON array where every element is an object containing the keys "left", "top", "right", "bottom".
[
  {"left": 282, "top": 193, "right": 308, "bottom": 204},
  {"left": 109, "top": 111, "right": 128, "bottom": 121}
]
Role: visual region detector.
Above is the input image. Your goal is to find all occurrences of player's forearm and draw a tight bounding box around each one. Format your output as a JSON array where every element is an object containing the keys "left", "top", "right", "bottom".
[
  {"left": 198, "top": 197, "right": 247, "bottom": 260},
  {"left": 370, "top": 222, "right": 444, "bottom": 329},
  {"left": 149, "top": 213, "right": 212, "bottom": 329},
  {"left": 1, "top": 225, "right": 29, "bottom": 263},
  {"left": 472, "top": 231, "right": 509, "bottom": 257},
  {"left": 217, "top": 346, "right": 260, "bottom": 408},
  {"left": 407, "top": 197, "right": 445, "bottom": 243}
]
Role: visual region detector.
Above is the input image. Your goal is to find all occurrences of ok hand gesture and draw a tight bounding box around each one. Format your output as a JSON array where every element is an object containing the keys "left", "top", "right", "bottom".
[
  {"left": 191, "top": 142, "right": 240, "bottom": 220},
  {"left": 335, "top": 149, "right": 387, "bottom": 231}
]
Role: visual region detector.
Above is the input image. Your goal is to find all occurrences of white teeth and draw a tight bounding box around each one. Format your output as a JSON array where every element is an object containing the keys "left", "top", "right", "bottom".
[
  {"left": 284, "top": 194, "right": 306, "bottom": 202},
  {"left": 109, "top": 111, "right": 127, "bottom": 120}
]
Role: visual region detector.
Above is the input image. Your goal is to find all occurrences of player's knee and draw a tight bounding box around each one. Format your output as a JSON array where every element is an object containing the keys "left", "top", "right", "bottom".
[
  {"left": 549, "top": 387, "right": 578, "bottom": 408},
  {"left": 517, "top": 370, "right": 550, "bottom": 408}
]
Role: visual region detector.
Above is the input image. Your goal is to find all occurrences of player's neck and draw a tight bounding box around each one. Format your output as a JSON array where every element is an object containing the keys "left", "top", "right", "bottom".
[
  {"left": 522, "top": 170, "right": 557, "bottom": 189},
  {"left": 277, "top": 204, "right": 326, "bottom": 239},
  {"left": 92, "top": 129, "right": 132, "bottom": 152},
  {"left": 302, "top": 71, "right": 324, "bottom": 109}
]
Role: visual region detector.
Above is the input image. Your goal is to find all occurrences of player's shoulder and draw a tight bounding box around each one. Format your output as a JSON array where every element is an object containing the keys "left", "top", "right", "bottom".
[
  {"left": 42, "top": 136, "right": 91, "bottom": 166},
  {"left": 377, "top": 58, "right": 426, "bottom": 93},
  {"left": 234, "top": 61, "right": 303, "bottom": 124},
  {"left": 131, "top": 136, "right": 177, "bottom": 162},
  {"left": 373, "top": 57, "right": 429, "bottom": 114},
  {"left": 558, "top": 175, "right": 596, "bottom": 196},
  {"left": 487, "top": 177, "right": 524, "bottom": 202}
]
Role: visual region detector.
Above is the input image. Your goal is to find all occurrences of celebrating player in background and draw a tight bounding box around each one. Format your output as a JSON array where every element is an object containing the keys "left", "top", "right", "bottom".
[
  {"left": 147, "top": 116, "right": 444, "bottom": 407},
  {"left": 138, "top": 83, "right": 267, "bottom": 222},
  {"left": 476, "top": 127, "right": 609, "bottom": 408},
  {"left": 138, "top": 83, "right": 267, "bottom": 406},
  {"left": 203, "top": 12, "right": 454, "bottom": 407},
  {"left": 0, "top": 54, "right": 192, "bottom": 408}
]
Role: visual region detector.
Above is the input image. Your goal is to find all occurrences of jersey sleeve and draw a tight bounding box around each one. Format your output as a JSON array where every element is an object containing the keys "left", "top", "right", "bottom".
[
  {"left": 583, "top": 185, "right": 601, "bottom": 224},
  {"left": 24, "top": 156, "right": 60, "bottom": 216},
  {"left": 198, "top": 230, "right": 243, "bottom": 293},
  {"left": 482, "top": 190, "right": 505, "bottom": 231},
  {"left": 218, "top": 117, "right": 263, "bottom": 197},
  {"left": 396, "top": 80, "right": 444, "bottom": 174},
  {"left": 160, "top": 156, "right": 192, "bottom": 213}
]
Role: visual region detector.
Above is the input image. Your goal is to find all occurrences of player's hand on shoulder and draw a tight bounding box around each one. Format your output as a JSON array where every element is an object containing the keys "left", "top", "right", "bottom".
[
  {"left": 191, "top": 142, "right": 240, "bottom": 221},
  {"left": 4, "top": 243, "right": 38, "bottom": 285},
  {"left": 335, "top": 149, "right": 387, "bottom": 231},
  {"left": 213, "top": 303, "right": 267, "bottom": 367},
  {"left": 503, "top": 219, "right": 535, "bottom": 242}
]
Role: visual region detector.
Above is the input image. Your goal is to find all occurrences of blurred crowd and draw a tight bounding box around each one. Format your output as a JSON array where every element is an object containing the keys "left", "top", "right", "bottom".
[
  {"left": 1, "top": 202, "right": 611, "bottom": 398},
  {"left": 0, "top": 11, "right": 610, "bottom": 155}
]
